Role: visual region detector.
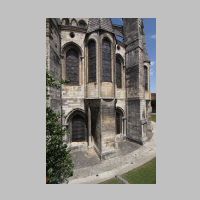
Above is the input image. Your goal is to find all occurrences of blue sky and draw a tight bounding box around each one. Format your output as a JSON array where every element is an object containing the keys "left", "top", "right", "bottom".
[{"left": 111, "top": 18, "right": 156, "bottom": 92}]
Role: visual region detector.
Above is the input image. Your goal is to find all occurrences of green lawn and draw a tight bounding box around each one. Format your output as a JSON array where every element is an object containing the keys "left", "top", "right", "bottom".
[
  {"left": 100, "top": 158, "right": 156, "bottom": 184},
  {"left": 150, "top": 115, "right": 156, "bottom": 122},
  {"left": 100, "top": 178, "right": 122, "bottom": 184},
  {"left": 122, "top": 158, "right": 156, "bottom": 184}
]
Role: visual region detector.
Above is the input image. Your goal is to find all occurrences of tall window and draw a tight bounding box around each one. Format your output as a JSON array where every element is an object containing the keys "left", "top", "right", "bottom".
[
  {"left": 144, "top": 66, "right": 148, "bottom": 91},
  {"left": 66, "top": 49, "right": 79, "bottom": 85},
  {"left": 102, "top": 38, "right": 111, "bottom": 82},
  {"left": 116, "top": 56, "right": 122, "bottom": 88},
  {"left": 88, "top": 40, "right": 96, "bottom": 82}
]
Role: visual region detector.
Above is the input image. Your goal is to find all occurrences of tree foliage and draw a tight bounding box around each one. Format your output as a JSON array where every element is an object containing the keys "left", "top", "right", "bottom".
[{"left": 46, "top": 71, "right": 73, "bottom": 184}]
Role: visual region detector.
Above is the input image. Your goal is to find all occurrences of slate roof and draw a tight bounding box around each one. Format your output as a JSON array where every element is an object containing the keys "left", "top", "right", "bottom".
[
  {"left": 112, "top": 24, "right": 124, "bottom": 37},
  {"left": 87, "top": 18, "right": 114, "bottom": 34}
]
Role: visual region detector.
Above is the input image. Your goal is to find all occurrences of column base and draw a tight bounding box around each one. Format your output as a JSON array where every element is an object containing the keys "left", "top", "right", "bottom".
[
  {"left": 126, "top": 135, "right": 148, "bottom": 145},
  {"left": 100, "top": 150, "right": 117, "bottom": 160}
]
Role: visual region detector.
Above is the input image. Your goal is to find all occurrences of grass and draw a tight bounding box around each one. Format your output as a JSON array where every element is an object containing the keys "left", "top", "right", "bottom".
[
  {"left": 150, "top": 114, "right": 156, "bottom": 122},
  {"left": 122, "top": 158, "right": 156, "bottom": 184},
  {"left": 100, "top": 178, "right": 122, "bottom": 184},
  {"left": 100, "top": 158, "right": 156, "bottom": 184}
]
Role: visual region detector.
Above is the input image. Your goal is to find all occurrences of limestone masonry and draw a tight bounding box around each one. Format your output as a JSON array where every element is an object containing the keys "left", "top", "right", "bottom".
[{"left": 46, "top": 18, "right": 152, "bottom": 159}]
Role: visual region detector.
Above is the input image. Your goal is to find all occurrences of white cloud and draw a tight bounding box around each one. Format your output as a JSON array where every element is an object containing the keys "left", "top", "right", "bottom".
[
  {"left": 150, "top": 62, "right": 156, "bottom": 78},
  {"left": 150, "top": 34, "right": 156, "bottom": 39},
  {"left": 151, "top": 61, "right": 155, "bottom": 66}
]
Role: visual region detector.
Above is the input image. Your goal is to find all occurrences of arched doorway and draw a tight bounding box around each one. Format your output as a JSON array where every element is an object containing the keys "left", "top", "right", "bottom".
[
  {"left": 71, "top": 114, "right": 86, "bottom": 142},
  {"left": 67, "top": 109, "right": 87, "bottom": 143},
  {"left": 116, "top": 108, "right": 124, "bottom": 135}
]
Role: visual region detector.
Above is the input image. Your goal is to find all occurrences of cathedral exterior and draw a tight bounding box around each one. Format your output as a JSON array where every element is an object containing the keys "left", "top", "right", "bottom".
[{"left": 46, "top": 18, "right": 152, "bottom": 159}]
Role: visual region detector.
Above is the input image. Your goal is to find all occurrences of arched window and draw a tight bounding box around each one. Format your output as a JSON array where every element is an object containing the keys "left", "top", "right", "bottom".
[
  {"left": 78, "top": 20, "right": 87, "bottom": 28},
  {"left": 66, "top": 49, "right": 79, "bottom": 85},
  {"left": 102, "top": 38, "right": 112, "bottom": 82},
  {"left": 62, "top": 19, "right": 65, "bottom": 25},
  {"left": 116, "top": 56, "right": 122, "bottom": 88},
  {"left": 62, "top": 18, "right": 69, "bottom": 25},
  {"left": 71, "top": 19, "right": 77, "bottom": 26},
  {"left": 88, "top": 40, "right": 96, "bottom": 82},
  {"left": 71, "top": 114, "right": 86, "bottom": 142},
  {"left": 65, "top": 18, "right": 69, "bottom": 25},
  {"left": 144, "top": 66, "right": 148, "bottom": 91}
]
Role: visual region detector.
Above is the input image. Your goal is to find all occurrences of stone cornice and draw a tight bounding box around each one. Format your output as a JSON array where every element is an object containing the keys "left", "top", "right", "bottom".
[{"left": 60, "top": 25, "right": 87, "bottom": 33}]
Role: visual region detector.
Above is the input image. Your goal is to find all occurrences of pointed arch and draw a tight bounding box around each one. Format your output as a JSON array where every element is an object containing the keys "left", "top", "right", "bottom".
[
  {"left": 115, "top": 53, "right": 124, "bottom": 65},
  {"left": 65, "top": 109, "right": 87, "bottom": 142},
  {"left": 65, "top": 108, "right": 86, "bottom": 123},
  {"left": 62, "top": 18, "right": 69, "bottom": 25},
  {"left": 78, "top": 20, "right": 87, "bottom": 28},
  {"left": 61, "top": 41, "right": 82, "bottom": 56},
  {"left": 116, "top": 107, "right": 125, "bottom": 116},
  {"left": 71, "top": 18, "right": 77, "bottom": 26},
  {"left": 61, "top": 18, "right": 65, "bottom": 25},
  {"left": 62, "top": 42, "right": 82, "bottom": 85}
]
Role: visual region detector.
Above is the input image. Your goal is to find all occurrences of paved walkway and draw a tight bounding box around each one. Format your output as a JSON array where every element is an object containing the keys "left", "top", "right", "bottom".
[{"left": 68, "top": 122, "right": 156, "bottom": 184}]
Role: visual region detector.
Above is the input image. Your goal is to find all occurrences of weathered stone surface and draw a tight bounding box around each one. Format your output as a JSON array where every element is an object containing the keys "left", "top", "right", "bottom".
[
  {"left": 100, "top": 99, "right": 116, "bottom": 157},
  {"left": 124, "top": 18, "right": 150, "bottom": 144},
  {"left": 46, "top": 18, "right": 62, "bottom": 113},
  {"left": 46, "top": 18, "right": 152, "bottom": 159}
]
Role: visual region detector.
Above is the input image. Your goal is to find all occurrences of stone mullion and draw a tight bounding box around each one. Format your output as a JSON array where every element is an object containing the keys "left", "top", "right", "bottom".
[{"left": 98, "top": 31, "right": 101, "bottom": 98}]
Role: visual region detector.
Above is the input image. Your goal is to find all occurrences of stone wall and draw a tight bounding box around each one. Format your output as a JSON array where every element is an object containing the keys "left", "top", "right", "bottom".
[
  {"left": 124, "top": 18, "right": 150, "bottom": 144},
  {"left": 46, "top": 18, "right": 62, "bottom": 113},
  {"left": 46, "top": 18, "right": 152, "bottom": 154},
  {"left": 61, "top": 28, "right": 86, "bottom": 121},
  {"left": 100, "top": 99, "right": 116, "bottom": 158}
]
